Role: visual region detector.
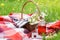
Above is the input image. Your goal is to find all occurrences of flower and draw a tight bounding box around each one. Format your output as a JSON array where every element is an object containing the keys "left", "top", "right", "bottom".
[
  {"left": 12, "top": 8, "right": 15, "bottom": 10},
  {"left": 1, "top": 3, "right": 4, "bottom": 7}
]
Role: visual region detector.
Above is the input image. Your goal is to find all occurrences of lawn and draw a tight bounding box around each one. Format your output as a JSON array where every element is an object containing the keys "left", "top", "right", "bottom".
[
  {"left": 0, "top": 0, "right": 60, "bottom": 22},
  {"left": 0, "top": 0, "right": 60, "bottom": 40}
]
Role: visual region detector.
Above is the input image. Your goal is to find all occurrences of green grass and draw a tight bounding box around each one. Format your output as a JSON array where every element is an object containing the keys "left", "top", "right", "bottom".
[
  {"left": 46, "top": 32, "right": 60, "bottom": 40},
  {"left": 0, "top": 0, "right": 60, "bottom": 22}
]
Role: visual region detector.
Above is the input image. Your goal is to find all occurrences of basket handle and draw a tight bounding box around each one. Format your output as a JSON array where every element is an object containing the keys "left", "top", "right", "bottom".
[{"left": 21, "top": 0, "right": 41, "bottom": 19}]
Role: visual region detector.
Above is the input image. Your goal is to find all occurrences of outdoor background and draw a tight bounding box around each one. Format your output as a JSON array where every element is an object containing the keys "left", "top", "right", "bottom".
[
  {"left": 0, "top": 0, "right": 60, "bottom": 40},
  {"left": 0, "top": 0, "right": 60, "bottom": 22}
]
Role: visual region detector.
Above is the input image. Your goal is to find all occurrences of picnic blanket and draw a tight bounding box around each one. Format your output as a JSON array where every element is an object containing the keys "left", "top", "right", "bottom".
[
  {"left": 0, "top": 13, "right": 41, "bottom": 40},
  {"left": 0, "top": 13, "right": 60, "bottom": 40},
  {"left": 0, "top": 14, "right": 31, "bottom": 40},
  {"left": 38, "top": 20, "right": 60, "bottom": 35}
]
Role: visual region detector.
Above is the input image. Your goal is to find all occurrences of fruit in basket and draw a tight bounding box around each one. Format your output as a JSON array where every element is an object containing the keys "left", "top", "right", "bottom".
[{"left": 28, "top": 13, "right": 39, "bottom": 25}]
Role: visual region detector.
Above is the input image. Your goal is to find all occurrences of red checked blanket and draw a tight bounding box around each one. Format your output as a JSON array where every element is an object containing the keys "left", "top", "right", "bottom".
[
  {"left": 0, "top": 13, "right": 32, "bottom": 40},
  {"left": 0, "top": 13, "right": 60, "bottom": 40}
]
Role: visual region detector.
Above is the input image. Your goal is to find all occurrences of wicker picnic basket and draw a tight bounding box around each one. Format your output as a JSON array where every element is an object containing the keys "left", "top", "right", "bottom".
[{"left": 21, "top": 0, "right": 41, "bottom": 32}]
